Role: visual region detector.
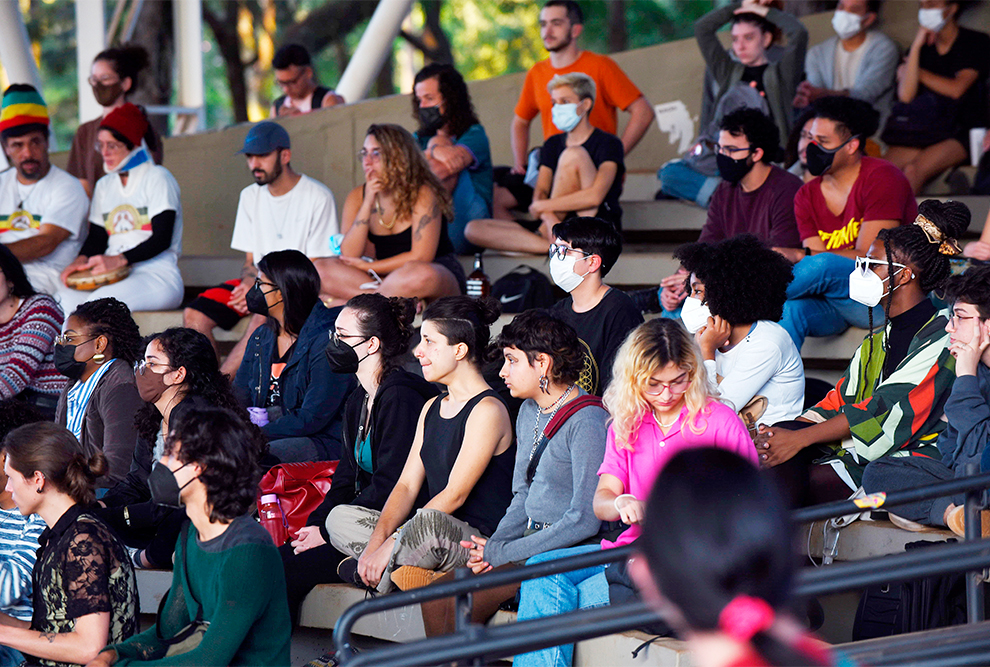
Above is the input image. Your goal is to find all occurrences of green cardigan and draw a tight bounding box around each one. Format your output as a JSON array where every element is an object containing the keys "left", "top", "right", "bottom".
[{"left": 111, "top": 515, "right": 291, "bottom": 666}]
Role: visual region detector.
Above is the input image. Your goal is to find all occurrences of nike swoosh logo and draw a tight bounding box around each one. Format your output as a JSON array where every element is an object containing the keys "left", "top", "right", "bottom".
[{"left": 499, "top": 294, "right": 524, "bottom": 304}]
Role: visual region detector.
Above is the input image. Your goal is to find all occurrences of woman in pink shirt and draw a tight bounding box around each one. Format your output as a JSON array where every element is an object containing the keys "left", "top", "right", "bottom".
[{"left": 513, "top": 318, "right": 755, "bottom": 667}]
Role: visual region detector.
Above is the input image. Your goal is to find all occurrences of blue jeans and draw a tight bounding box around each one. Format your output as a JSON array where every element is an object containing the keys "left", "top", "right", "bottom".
[
  {"left": 658, "top": 159, "right": 720, "bottom": 208},
  {"left": 862, "top": 456, "right": 962, "bottom": 526},
  {"left": 450, "top": 171, "right": 489, "bottom": 255},
  {"left": 0, "top": 645, "right": 24, "bottom": 667},
  {"left": 513, "top": 545, "right": 610, "bottom": 667},
  {"left": 780, "top": 253, "right": 878, "bottom": 350}
]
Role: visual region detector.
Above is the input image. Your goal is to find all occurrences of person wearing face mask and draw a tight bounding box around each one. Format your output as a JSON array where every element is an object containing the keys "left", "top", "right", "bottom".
[
  {"left": 756, "top": 199, "right": 967, "bottom": 508},
  {"left": 795, "top": 0, "right": 899, "bottom": 126},
  {"left": 65, "top": 45, "right": 164, "bottom": 199},
  {"left": 412, "top": 64, "right": 493, "bottom": 255},
  {"left": 279, "top": 294, "right": 437, "bottom": 633},
  {"left": 546, "top": 217, "right": 642, "bottom": 396},
  {"left": 57, "top": 103, "right": 183, "bottom": 315},
  {"left": 0, "top": 244, "right": 65, "bottom": 417},
  {"left": 90, "top": 406, "right": 291, "bottom": 667},
  {"left": 233, "top": 250, "right": 354, "bottom": 463},
  {"left": 54, "top": 298, "right": 143, "bottom": 490},
  {"left": 882, "top": 0, "right": 990, "bottom": 194},
  {"left": 465, "top": 73, "right": 625, "bottom": 255},
  {"left": 777, "top": 95, "right": 916, "bottom": 350},
  {"left": 96, "top": 327, "right": 246, "bottom": 570}
]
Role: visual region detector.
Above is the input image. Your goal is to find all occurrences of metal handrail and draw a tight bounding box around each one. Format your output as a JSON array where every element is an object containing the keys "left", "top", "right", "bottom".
[{"left": 334, "top": 468, "right": 990, "bottom": 666}]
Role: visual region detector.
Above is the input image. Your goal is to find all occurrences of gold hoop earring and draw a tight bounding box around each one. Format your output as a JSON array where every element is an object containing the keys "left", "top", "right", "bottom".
[{"left": 93, "top": 353, "right": 106, "bottom": 365}]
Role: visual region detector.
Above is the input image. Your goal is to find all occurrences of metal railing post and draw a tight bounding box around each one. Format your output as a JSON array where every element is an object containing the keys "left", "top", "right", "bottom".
[
  {"left": 452, "top": 567, "right": 479, "bottom": 666},
  {"left": 963, "top": 464, "right": 986, "bottom": 624}
]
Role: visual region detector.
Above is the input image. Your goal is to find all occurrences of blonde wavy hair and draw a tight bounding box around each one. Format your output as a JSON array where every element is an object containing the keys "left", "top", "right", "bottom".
[
  {"left": 603, "top": 319, "right": 716, "bottom": 451},
  {"left": 366, "top": 123, "right": 452, "bottom": 222}
]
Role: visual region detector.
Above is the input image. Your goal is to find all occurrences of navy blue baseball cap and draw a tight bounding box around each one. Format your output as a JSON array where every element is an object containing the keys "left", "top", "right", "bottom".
[{"left": 238, "top": 121, "right": 290, "bottom": 154}]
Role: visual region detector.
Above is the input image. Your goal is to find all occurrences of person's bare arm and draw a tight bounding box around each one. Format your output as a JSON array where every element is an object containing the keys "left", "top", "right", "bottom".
[
  {"left": 898, "top": 28, "right": 927, "bottom": 103},
  {"left": 825, "top": 219, "right": 900, "bottom": 260},
  {"left": 918, "top": 67, "right": 980, "bottom": 100},
  {"left": 4, "top": 224, "right": 71, "bottom": 262},
  {"left": 510, "top": 115, "right": 532, "bottom": 174},
  {"left": 78, "top": 179, "right": 93, "bottom": 199},
  {"left": 428, "top": 144, "right": 475, "bottom": 181},
  {"left": 963, "top": 208, "right": 990, "bottom": 260},
  {"left": 320, "top": 90, "right": 346, "bottom": 108},
  {"left": 338, "top": 185, "right": 375, "bottom": 259},
  {"left": 620, "top": 96, "right": 653, "bottom": 155},
  {"left": 0, "top": 611, "right": 110, "bottom": 665}
]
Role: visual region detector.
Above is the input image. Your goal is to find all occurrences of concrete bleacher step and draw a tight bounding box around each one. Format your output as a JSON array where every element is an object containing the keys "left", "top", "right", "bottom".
[{"left": 801, "top": 518, "right": 954, "bottom": 562}]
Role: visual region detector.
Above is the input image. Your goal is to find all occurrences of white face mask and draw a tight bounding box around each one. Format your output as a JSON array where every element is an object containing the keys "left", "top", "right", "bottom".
[
  {"left": 832, "top": 9, "right": 864, "bottom": 40},
  {"left": 549, "top": 253, "right": 588, "bottom": 292},
  {"left": 680, "top": 297, "right": 712, "bottom": 334},
  {"left": 551, "top": 103, "right": 583, "bottom": 133},
  {"left": 848, "top": 258, "right": 909, "bottom": 308},
  {"left": 918, "top": 7, "right": 947, "bottom": 32}
]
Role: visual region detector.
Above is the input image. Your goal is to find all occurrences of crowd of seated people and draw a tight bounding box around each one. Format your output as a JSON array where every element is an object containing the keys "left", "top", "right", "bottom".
[{"left": 0, "top": 1, "right": 989, "bottom": 665}]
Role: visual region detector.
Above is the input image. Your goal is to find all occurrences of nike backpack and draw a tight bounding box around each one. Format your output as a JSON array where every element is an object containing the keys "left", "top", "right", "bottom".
[{"left": 490, "top": 265, "right": 556, "bottom": 313}]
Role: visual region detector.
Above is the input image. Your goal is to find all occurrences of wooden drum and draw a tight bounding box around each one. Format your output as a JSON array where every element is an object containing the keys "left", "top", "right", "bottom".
[{"left": 65, "top": 265, "right": 131, "bottom": 291}]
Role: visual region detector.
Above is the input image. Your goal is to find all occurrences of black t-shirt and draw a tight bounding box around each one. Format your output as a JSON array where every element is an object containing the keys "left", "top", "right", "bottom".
[
  {"left": 919, "top": 27, "right": 990, "bottom": 131},
  {"left": 550, "top": 288, "right": 643, "bottom": 396},
  {"left": 540, "top": 128, "right": 625, "bottom": 226},
  {"left": 265, "top": 341, "right": 296, "bottom": 408},
  {"left": 741, "top": 64, "right": 769, "bottom": 95}
]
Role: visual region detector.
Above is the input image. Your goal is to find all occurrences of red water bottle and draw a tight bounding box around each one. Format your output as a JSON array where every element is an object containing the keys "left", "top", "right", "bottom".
[{"left": 259, "top": 493, "right": 288, "bottom": 546}]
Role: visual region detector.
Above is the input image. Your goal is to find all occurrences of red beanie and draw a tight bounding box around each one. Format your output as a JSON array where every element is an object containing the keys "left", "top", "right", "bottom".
[{"left": 99, "top": 103, "right": 148, "bottom": 148}]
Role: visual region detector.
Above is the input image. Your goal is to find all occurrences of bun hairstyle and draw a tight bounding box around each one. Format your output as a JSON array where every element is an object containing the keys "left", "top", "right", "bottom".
[
  {"left": 345, "top": 294, "right": 417, "bottom": 381},
  {"left": 3, "top": 422, "right": 107, "bottom": 506},
  {"left": 421, "top": 295, "right": 501, "bottom": 367},
  {"left": 638, "top": 448, "right": 826, "bottom": 667},
  {"left": 94, "top": 44, "right": 150, "bottom": 90}
]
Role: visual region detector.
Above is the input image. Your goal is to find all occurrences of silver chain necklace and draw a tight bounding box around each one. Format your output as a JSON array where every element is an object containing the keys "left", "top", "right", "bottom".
[{"left": 529, "top": 384, "right": 576, "bottom": 461}]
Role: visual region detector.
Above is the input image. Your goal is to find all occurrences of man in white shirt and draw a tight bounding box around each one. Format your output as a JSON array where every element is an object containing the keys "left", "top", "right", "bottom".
[
  {"left": 0, "top": 85, "right": 88, "bottom": 295},
  {"left": 183, "top": 121, "right": 339, "bottom": 374}
]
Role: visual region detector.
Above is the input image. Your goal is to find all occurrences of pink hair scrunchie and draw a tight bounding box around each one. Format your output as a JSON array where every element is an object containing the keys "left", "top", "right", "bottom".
[{"left": 718, "top": 595, "right": 775, "bottom": 642}]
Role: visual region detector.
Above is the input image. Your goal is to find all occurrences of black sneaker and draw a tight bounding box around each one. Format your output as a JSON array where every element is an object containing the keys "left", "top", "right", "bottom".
[{"left": 336, "top": 557, "right": 362, "bottom": 586}]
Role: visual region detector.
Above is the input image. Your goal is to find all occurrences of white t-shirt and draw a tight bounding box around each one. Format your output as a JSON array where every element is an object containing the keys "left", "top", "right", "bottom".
[
  {"left": 229, "top": 174, "right": 338, "bottom": 263},
  {"left": 0, "top": 165, "right": 88, "bottom": 293},
  {"left": 833, "top": 31, "right": 874, "bottom": 92},
  {"left": 706, "top": 320, "right": 805, "bottom": 426},
  {"left": 90, "top": 160, "right": 182, "bottom": 263}
]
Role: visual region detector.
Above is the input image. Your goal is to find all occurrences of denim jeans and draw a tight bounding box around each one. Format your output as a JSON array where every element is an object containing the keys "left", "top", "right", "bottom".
[
  {"left": 450, "top": 171, "right": 489, "bottom": 255},
  {"left": 862, "top": 456, "right": 963, "bottom": 526},
  {"left": 780, "top": 253, "right": 878, "bottom": 350},
  {"left": 658, "top": 159, "right": 721, "bottom": 208},
  {"left": 513, "top": 545, "right": 610, "bottom": 667},
  {"left": 0, "top": 645, "right": 24, "bottom": 667}
]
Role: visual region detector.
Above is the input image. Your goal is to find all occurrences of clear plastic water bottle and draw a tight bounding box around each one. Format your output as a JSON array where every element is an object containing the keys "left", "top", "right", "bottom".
[
  {"left": 329, "top": 233, "right": 344, "bottom": 256},
  {"left": 259, "top": 493, "right": 288, "bottom": 546}
]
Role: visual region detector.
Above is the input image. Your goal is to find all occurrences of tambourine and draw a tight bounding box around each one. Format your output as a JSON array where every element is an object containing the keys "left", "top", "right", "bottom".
[{"left": 65, "top": 265, "right": 131, "bottom": 291}]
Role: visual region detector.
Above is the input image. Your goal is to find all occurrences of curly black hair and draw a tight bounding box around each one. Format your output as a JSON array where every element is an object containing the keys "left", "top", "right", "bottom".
[
  {"left": 493, "top": 309, "right": 585, "bottom": 386},
  {"left": 165, "top": 406, "right": 265, "bottom": 523},
  {"left": 345, "top": 294, "right": 417, "bottom": 382},
  {"left": 71, "top": 297, "right": 143, "bottom": 365},
  {"left": 134, "top": 328, "right": 242, "bottom": 443},
  {"left": 945, "top": 263, "right": 990, "bottom": 318},
  {"left": 412, "top": 63, "right": 481, "bottom": 139},
  {"left": 720, "top": 108, "right": 782, "bottom": 164},
  {"left": 812, "top": 96, "right": 880, "bottom": 153},
  {"left": 690, "top": 235, "right": 794, "bottom": 325}
]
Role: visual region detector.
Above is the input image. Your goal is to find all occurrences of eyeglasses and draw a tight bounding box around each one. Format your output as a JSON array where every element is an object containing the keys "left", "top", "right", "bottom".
[
  {"left": 54, "top": 334, "right": 95, "bottom": 346},
  {"left": 134, "top": 359, "right": 173, "bottom": 375},
  {"left": 644, "top": 375, "right": 690, "bottom": 396},
  {"left": 854, "top": 257, "right": 908, "bottom": 274},
  {"left": 548, "top": 244, "right": 592, "bottom": 262},
  {"left": 330, "top": 331, "right": 369, "bottom": 346},
  {"left": 948, "top": 313, "right": 983, "bottom": 327},
  {"left": 275, "top": 68, "right": 307, "bottom": 89},
  {"left": 254, "top": 277, "right": 280, "bottom": 292},
  {"left": 713, "top": 144, "right": 754, "bottom": 157},
  {"left": 358, "top": 148, "right": 382, "bottom": 162},
  {"left": 94, "top": 140, "right": 126, "bottom": 154},
  {"left": 88, "top": 75, "right": 121, "bottom": 87}
]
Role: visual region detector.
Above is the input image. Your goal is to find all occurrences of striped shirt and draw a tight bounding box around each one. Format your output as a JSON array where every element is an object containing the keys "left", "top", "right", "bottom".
[
  {"left": 65, "top": 359, "right": 117, "bottom": 440},
  {"left": 0, "top": 294, "right": 65, "bottom": 398},
  {"left": 0, "top": 508, "right": 45, "bottom": 621}
]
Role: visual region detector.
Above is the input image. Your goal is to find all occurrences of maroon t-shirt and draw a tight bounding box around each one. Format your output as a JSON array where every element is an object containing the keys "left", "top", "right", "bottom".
[
  {"left": 700, "top": 165, "right": 803, "bottom": 247},
  {"left": 795, "top": 157, "right": 916, "bottom": 250}
]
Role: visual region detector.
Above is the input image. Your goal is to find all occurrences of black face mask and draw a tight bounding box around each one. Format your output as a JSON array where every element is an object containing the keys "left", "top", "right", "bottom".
[
  {"left": 418, "top": 106, "right": 445, "bottom": 138},
  {"left": 148, "top": 461, "right": 194, "bottom": 508},
  {"left": 805, "top": 139, "right": 851, "bottom": 177},
  {"left": 325, "top": 335, "right": 371, "bottom": 375},
  {"left": 715, "top": 152, "right": 754, "bottom": 185},
  {"left": 54, "top": 345, "right": 88, "bottom": 380},
  {"left": 246, "top": 283, "right": 280, "bottom": 317}
]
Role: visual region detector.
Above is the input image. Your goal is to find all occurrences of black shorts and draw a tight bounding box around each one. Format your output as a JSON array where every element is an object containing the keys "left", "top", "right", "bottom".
[{"left": 493, "top": 167, "right": 534, "bottom": 210}]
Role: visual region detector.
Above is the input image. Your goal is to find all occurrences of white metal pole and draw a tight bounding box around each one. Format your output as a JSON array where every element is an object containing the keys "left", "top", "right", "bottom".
[
  {"left": 335, "top": 0, "right": 414, "bottom": 103},
  {"left": 0, "top": 1, "right": 44, "bottom": 92},
  {"left": 75, "top": 0, "right": 106, "bottom": 124},
  {"left": 173, "top": 0, "right": 205, "bottom": 132}
]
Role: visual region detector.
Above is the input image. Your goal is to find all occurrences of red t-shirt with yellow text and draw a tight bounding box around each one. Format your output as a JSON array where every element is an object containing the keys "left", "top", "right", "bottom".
[
  {"left": 795, "top": 157, "right": 916, "bottom": 250},
  {"left": 515, "top": 51, "right": 643, "bottom": 141}
]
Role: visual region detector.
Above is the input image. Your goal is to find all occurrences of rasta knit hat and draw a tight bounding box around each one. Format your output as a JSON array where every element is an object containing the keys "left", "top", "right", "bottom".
[
  {"left": 0, "top": 84, "right": 49, "bottom": 134},
  {"left": 99, "top": 102, "right": 148, "bottom": 148}
]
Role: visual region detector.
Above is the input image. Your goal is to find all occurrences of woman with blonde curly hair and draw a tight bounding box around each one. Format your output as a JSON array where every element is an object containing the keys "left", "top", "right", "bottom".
[
  {"left": 512, "top": 318, "right": 757, "bottom": 667},
  {"left": 318, "top": 123, "right": 466, "bottom": 301}
]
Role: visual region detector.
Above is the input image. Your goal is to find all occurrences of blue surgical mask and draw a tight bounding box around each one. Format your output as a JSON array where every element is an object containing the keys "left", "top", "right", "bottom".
[{"left": 551, "top": 103, "right": 582, "bottom": 133}]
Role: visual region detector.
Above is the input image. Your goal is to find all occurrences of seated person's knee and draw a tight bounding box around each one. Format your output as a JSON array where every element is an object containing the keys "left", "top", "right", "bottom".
[{"left": 182, "top": 307, "right": 214, "bottom": 330}]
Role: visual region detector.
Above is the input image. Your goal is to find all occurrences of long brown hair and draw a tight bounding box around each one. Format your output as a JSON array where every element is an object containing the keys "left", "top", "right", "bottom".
[
  {"left": 3, "top": 422, "right": 107, "bottom": 505},
  {"left": 367, "top": 123, "right": 452, "bottom": 221}
]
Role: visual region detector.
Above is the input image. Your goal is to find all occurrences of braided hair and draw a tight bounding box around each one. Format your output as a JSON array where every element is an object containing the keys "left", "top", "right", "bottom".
[
  {"left": 867, "top": 199, "right": 969, "bottom": 380},
  {"left": 71, "top": 297, "right": 143, "bottom": 365}
]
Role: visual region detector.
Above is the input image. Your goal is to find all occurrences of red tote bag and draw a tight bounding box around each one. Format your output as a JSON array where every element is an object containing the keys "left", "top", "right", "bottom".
[{"left": 257, "top": 461, "right": 338, "bottom": 542}]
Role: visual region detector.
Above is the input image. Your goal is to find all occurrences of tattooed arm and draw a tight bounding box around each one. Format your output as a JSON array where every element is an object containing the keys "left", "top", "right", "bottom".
[
  {"left": 338, "top": 183, "right": 378, "bottom": 259},
  {"left": 0, "top": 611, "right": 110, "bottom": 664},
  {"left": 357, "top": 184, "right": 444, "bottom": 274}
]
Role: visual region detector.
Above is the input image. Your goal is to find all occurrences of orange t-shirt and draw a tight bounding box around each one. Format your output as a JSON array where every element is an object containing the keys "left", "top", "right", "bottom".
[{"left": 514, "top": 51, "right": 643, "bottom": 140}]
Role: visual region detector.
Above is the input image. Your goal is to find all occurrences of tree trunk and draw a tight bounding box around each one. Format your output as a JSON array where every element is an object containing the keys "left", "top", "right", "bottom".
[
  {"left": 421, "top": 1, "right": 453, "bottom": 64},
  {"left": 607, "top": 0, "right": 627, "bottom": 53},
  {"left": 203, "top": 1, "right": 250, "bottom": 123},
  {"left": 129, "top": 0, "right": 173, "bottom": 136}
]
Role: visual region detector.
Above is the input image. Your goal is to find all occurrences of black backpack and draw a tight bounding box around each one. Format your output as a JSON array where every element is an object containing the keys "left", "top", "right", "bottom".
[{"left": 490, "top": 266, "right": 555, "bottom": 313}]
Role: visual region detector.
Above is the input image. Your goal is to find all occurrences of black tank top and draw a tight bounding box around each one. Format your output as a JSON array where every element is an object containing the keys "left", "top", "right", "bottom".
[
  {"left": 273, "top": 85, "right": 332, "bottom": 114},
  {"left": 363, "top": 185, "right": 455, "bottom": 260},
  {"left": 421, "top": 389, "right": 515, "bottom": 536}
]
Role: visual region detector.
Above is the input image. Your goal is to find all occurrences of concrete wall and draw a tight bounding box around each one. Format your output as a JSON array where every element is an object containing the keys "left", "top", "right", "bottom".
[{"left": 51, "top": 2, "right": 990, "bottom": 258}]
